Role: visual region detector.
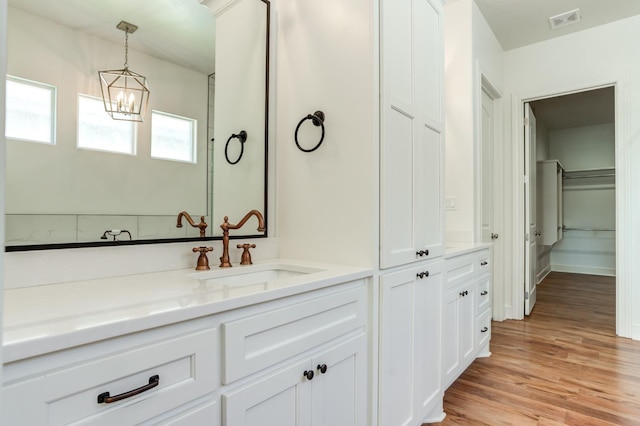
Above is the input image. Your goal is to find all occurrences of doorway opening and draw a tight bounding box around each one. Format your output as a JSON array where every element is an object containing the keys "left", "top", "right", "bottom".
[{"left": 523, "top": 86, "right": 616, "bottom": 319}]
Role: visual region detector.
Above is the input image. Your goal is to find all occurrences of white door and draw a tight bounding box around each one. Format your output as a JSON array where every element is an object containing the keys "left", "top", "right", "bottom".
[
  {"left": 481, "top": 89, "right": 495, "bottom": 244},
  {"left": 524, "top": 103, "right": 537, "bottom": 315}
]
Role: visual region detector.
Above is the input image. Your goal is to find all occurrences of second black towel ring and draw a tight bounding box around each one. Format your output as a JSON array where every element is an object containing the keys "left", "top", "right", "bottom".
[
  {"left": 295, "top": 111, "right": 325, "bottom": 153},
  {"left": 225, "top": 130, "right": 247, "bottom": 165}
]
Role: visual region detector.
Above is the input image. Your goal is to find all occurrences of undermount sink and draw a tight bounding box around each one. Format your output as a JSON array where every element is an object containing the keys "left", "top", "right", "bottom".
[{"left": 189, "top": 263, "right": 326, "bottom": 288}]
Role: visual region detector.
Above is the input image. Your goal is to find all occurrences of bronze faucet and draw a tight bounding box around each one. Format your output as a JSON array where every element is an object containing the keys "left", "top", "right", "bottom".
[
  {"left": 219, "top": 210, "right": 265, "bottom": 267},
  {"left": 177, "top": 211, "right": 208, "bottom": 238}
]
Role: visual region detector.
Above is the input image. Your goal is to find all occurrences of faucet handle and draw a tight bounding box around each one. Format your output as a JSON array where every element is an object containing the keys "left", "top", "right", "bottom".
[
  {"left": 237, "top": 243, "right": 257, "bottom": 265},
  {"left": 192, "top": 246, "right": 214, "bottom": 271}
]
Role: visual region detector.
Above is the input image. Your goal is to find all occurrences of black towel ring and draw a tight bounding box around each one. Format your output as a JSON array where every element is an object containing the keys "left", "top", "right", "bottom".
[
  {"left": 225, "top": 130, "right": 247, "bottom": 165},
  {"left": 295, "top": 111, "right": 325, "bottom": 153}
]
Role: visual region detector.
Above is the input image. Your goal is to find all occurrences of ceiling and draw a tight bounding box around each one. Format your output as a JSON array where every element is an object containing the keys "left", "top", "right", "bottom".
[
  {"left": 471, "top": 1, "right": 623, "bottom": 130},
  {"left": 474, "top": 0, "right": 640, "bottom": 51},
  {"left": 529, "top": 87, "right": 614, "bottom": 131},
  {"left": 8, "top": 0, "right": 216, "bottom": 74}
]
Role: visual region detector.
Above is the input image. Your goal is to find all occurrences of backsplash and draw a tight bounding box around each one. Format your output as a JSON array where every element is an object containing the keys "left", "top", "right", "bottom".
[{"left": 4, "top": 237, "right": 279, "bottom": 289}]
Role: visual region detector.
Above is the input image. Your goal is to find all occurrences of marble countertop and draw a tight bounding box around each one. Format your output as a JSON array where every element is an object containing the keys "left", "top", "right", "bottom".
[{"left": 3, "top": 259, "right": 372, "bottom": 363}]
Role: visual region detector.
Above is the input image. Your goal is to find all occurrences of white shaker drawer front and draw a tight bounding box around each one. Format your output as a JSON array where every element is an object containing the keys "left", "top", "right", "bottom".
[
  {"left": 477, "top": 249, "right": 490, "bottom": 275},
  {"left": 477, "top": 275, "right": 491, "bottom": 314},
  {"left": 477, "top": 309, "right": 492, "bottom": 350},
  {"left": 3, "top": 328, "right": 218, "bottom": 426},
  {"left": 445, "top": 253, "right": 476, "bottom": 289},
  {"left": 222, "top": 282, "right": 366, "bottom": 384}
]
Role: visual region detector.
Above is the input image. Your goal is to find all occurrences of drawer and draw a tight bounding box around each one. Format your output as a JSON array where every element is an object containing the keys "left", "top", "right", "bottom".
[
  {"left": 222, "top": 282, "right": 366, "bottom": 384},
  {"left": 3, "top": 328, "right": 218, "bottom": 426},
  {"left": 477, "top": 275, "right": 491, "bottom": 313},
  {"left": 445, "top": 253, "right": 476, "bottom": 289},
  {"left": 477, "top": 309, "right": 491, "bottom": 350},
  {"left": 477, "top": 249, "right": 491, "bottom": 275}
]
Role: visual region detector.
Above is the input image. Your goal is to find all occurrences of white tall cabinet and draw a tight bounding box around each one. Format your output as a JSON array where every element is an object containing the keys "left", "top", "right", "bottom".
[
  {"left": 379, "top": 0, "right": 446, "bottom": 424},
  {"left": 379, "top": 0, "right": 445, "bottom": 269}
]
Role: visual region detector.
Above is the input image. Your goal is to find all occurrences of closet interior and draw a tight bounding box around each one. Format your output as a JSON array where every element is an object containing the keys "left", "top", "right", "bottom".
[{"left": 530, "top": 87, "right": 616, "bottom": 282}]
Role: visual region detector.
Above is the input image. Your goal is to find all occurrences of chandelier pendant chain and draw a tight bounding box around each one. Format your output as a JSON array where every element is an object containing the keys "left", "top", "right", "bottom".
[{"left": 124, "top": 30, "right": 129, "bottom": 69}]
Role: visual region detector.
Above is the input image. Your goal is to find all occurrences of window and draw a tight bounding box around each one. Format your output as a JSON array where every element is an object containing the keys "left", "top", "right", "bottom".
[
  {"left": 77, "top": 94, "right": 136, "bottom": 155},
  {"left": 151, "top": 111, "right": 197, "bottom": 163},
  {"left": 5, "top": 76, "right": 56, "bottom": 144}
]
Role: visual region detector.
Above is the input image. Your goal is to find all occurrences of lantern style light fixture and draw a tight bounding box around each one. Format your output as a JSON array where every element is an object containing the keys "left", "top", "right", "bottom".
[{"left": 99, "top": 21, "right": 150, "bottom": 122}]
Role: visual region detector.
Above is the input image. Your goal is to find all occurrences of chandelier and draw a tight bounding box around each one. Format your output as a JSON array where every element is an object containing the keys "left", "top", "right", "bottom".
[{"left": 99, "top": 21, "right": 150, "bottom": 122}]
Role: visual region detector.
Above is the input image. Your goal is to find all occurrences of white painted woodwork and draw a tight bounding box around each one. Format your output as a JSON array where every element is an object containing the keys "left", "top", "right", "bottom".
[
  {"left": 538, "top": 160, "right": 565, "bottom": 246},
  {"left": 443, "top": 248, "right": 492, "bottom": 387},
  {"left": 379, "top": 261, "right": 444, "bottom": 425},
  {"left": 222, "top": 284, "right": 366, "bottom": 384},
  {"left": 223, "top": 334, "right": 367, "bottom": 426},
  {"left": 443, "top": 279, "right": 475, "bottom": 388},
  {"left": 2, "top": 329, "right": 219, "bottom": 425},
  {"left": 481, "top": 89, "right": 495, "bottom": 244},
  {"left": 380, "top": 0, "right": 445, "bottom": 268},
  {"left": 2, "top": 276, "right": 368, "bottom": 426},
  {"left": 524, "top": 103, "right": 538, "bottom": 315}
]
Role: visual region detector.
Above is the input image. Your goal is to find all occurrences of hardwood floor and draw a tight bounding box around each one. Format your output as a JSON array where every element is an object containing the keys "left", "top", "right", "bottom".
[{"left": 427, "top": 272, "right": 640, "bottom": 425}]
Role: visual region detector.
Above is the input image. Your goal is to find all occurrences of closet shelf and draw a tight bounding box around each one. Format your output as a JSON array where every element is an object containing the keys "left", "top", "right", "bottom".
[{"left": 563, "top": 167, "right": 615, "bottom": 180}]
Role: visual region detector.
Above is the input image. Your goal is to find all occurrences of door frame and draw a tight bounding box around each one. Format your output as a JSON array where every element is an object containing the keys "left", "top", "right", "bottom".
[{"left": 509, "top": 76, "right": 629, "bottom": 337}]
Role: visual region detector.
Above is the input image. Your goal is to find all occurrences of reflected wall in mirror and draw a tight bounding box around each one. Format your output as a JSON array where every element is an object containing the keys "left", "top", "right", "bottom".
[{"left": 4, "top": 0, "right": 268, "bottom": 249}]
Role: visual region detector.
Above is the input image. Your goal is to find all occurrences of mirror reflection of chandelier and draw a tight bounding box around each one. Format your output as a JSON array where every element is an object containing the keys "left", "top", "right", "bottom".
[{"left": 99, "top": 21, "right": 150, "bottom": 122}]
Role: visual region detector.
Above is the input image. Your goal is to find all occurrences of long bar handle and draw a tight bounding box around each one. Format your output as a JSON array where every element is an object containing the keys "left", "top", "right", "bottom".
[{"left": 97, "top": 375, "right": 159, "bottom": 404}]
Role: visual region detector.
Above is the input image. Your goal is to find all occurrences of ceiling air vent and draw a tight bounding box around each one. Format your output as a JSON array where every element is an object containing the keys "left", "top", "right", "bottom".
[{"left": 549, "top": 8, "right": 582, "bottom": 29}]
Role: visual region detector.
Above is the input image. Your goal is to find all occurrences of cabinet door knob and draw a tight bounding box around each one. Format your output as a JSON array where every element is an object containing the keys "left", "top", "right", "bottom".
[
  {"left": 481, "top": 327, "right": 489, "bottom": 333},
  {"left": 491, "top": 233, "right": 499, "bottom": 240},
  {"left": 481, "top": 290, "right": 488, "bottom": 296},
  {"left": 416, "top": 249, "right": 429, "bottom": 257},
  {"left": 480, "top": 261, "right": 488, "bottom": 266},
  {"left": 459, "top": 290, "right": 468, "bottom": 297},
  {"left": 317, "top": 364, "right": 328, "bottom": 374},
  {"left": 303, "top": 370, "right": 315, "bottom": 380},
  {"left": 416, "top": 271, "right": 430, "bottom": 279}
]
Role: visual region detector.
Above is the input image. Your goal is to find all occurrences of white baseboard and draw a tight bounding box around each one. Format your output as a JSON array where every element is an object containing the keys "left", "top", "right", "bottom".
[
  {"left": 551, "top": 263, "right": 615, "bottom": 277},
  {"left": 537, "top": 265, "right": 551, "bottom": 283}
]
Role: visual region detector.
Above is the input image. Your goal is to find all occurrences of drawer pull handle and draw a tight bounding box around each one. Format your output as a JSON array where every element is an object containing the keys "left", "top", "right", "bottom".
[
  {"left": 303, "top": 370, "right": 315, "bottom": 380},
  {"left": 416, "top": 271, "right": 430, "bottom": 279},
  {"left": 481, "top": 290, "right": 488, "bottom": 296},
  {"left": 317, "top": 364, "right": 328, "bottom": 374},
  {"left": 480, "top": 261, "right": 488, "bottom": 266},
  {"left": 97, "top": 375, "right": 159, "bottom": 404},
  {"left": 416, "top": 249, "right": 429, "bottom": 257},
  {"left": 459, "top": 290, "right": 468, "bottom": 297},
  {"left": 481, "top": 327, "right": 489, "bottom": 333}
]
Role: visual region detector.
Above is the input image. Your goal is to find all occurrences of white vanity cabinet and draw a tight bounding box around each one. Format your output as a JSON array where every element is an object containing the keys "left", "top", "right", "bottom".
[
  {"left": 379, "top": 0, "right": 445, "bottom": 269},
  {"left": 2, "top": 325, "right": 221, "bottom": 426},
  {"left": 2, "top": 275, "right": 369, "bottom": 426},
  {"left": 442, "top": 248, "right": 492, "bottom": 389},
  {"left": 379, "top": 261, "right": 444, "bottom": 425},
  {"left": 221, "top": 281, "right": 368, "bottom": 426}
]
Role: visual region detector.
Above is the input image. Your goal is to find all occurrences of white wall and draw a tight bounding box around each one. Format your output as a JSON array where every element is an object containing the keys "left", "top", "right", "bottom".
[
  {"left": 273, "top": 0, "right": 376, "bottom": 267},
  {"left": 444, "top": 0, "right": 504, "bottom": 243},
  {"left": 549, "top": 123, "right": 616, "bottom": 276},
  {"left": 502, "top": 16, "right": 640, "bottom": 336},
  {"left": 0, "top": 0, "right": 7, "bottom": 390}
]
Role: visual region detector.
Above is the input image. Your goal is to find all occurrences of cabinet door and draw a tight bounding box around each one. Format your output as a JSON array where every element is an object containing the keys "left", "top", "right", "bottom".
[
  {"left": 310, "top": 334, "right": 367, "bottom": 426},
  {"left": 223, "top": 359, "right": 312, "bottom": 426},
  {"left": 380, "top": 262, "right": 443, "bottom": 425},
  {"left": 442, "top": 280, "right": 475, "bottom": 388},
  {"left": 414, "top": 263, "right": 444, "bottom": 420},
  {"left": 380, "top": 0, "right": 445, "bottom": 269}
]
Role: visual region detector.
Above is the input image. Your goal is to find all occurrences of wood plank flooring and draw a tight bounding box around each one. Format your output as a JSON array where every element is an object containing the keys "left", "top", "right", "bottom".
[{"left": 427, "top": 272, "right": 640, "bottom": 425}]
